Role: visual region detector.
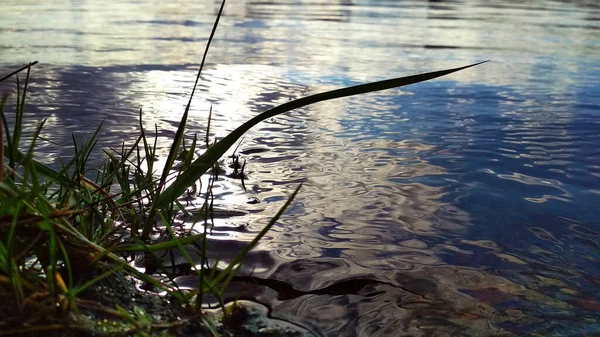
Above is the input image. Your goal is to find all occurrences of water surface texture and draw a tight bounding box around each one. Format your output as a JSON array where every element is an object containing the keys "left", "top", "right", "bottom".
[{"left": 1, "top": 0, "right": 600, "bottom": 336}]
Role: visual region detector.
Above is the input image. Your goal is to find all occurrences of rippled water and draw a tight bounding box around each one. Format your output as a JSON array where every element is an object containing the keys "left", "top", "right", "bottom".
[{"left": 2, "top": 0, "right": 600, "bottom": 336}]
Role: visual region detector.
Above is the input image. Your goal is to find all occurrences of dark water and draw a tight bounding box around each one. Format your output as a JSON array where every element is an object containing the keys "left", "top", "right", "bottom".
[{"left": 2, "top": 0, "right": 600, "bottom": 336}]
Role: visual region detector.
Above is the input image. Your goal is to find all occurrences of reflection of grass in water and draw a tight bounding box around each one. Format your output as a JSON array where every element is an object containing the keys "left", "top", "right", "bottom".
[{"left": 0, "top": 1, "right": 485, "bottom": 335}]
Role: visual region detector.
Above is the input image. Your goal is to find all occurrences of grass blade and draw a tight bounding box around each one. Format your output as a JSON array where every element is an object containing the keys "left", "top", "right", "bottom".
[
  {"left": 158, "top": 61, "right": 488, "bottom": 206},
  {"left": 140, "top": 0, "right": 227, "bottom": 239},
  {"left": 159, "top": 0, "right": 226, "bottom": 187},
  {"left": 0, "top": 61, "right": 38, "bottom": 84},
  {"left": 3, "top": 146, "right": 72, "bottom": 187},
  {"left": 113, "top": 234, "right": 206, "bottom": 253},
  {"left": 0, "top": 94, "right": 4, "bottom": 183},
  {"left": 212, "top": 183, "right": 302, "bottom": 286}
]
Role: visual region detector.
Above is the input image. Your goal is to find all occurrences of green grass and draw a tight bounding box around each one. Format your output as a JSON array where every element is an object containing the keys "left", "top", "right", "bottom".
[{"left": 0, "top": 1, "right": 486, "bottom": 335}]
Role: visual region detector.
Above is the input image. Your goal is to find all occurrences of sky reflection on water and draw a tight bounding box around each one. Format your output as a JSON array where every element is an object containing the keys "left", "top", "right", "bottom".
[{"left": 1, "top": 0, "right": 600, "bottom": 335}]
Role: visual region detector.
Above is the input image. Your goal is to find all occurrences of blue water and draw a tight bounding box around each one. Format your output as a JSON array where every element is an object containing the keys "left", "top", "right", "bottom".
[{"left": 1, "top": 0, "right": 599, "bottom": 336}]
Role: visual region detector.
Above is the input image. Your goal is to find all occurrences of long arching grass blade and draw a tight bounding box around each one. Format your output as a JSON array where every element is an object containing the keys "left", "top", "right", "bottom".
[
  {"left": 157, "top": 60, "right": 488, "bottom": 207},
  {"left": 0, "top": 61, "right": 38, "bottom": 84}
]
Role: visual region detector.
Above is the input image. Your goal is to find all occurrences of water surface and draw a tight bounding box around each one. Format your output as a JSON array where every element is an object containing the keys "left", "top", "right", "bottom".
[{"left": 1, "top": 0, "right": 600, "bottom": 336}]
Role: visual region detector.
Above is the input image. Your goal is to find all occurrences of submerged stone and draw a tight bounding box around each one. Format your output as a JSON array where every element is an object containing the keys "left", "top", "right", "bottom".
[{"left": 213, "top": 300, "right": 319, "bottom": 337}]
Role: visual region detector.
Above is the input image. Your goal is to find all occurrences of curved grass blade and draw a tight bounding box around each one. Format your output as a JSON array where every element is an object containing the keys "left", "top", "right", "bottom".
[
  {"left": 157, "top": 61, "right": 488, "bottom": 207},
  {"left": 113, "top": 233, "right": 206, "bottom": 253},
  {"left": 0, "top": 61, "right": 38, "bottom": 84}
]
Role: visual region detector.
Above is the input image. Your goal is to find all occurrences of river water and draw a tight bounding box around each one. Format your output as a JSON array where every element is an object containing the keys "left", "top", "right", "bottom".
[{"left": 1, "top": 0, "right": 599, "bottom": 336}]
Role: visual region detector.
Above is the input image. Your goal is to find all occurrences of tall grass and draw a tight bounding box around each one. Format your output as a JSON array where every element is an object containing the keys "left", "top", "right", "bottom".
[{"left": 0, "top": 0, "right": 486, "bottom": 335}]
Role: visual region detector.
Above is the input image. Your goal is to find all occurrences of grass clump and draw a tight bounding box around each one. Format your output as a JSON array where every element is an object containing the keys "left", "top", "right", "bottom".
[{"left": 0, "top": 1, "right": 486, "bottom": 335}]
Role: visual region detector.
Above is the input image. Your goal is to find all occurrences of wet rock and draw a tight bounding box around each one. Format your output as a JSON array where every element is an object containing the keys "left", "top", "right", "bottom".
[
  {"left": 214, "top": 300, "right": 319, "bottom": 337},
  {"left": 247, "top": 197, "right": 261, "bottom": 204}
]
